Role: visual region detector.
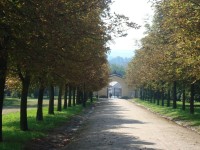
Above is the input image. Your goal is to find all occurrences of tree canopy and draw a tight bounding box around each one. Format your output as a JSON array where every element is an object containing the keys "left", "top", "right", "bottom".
[
  {"left": 126, "top": 0, "right": 200, "bottom": 112},
  {"left": 0, "top": 0, "right": 139, "bottom": 141}
]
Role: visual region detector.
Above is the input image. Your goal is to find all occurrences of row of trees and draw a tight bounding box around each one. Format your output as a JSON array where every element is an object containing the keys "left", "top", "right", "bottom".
[
  {"left": 126, "top": 0, "right": 200, "bottom": 113},
  {"left": 0, "top": 0, "right": 139, "bottom": 142}
]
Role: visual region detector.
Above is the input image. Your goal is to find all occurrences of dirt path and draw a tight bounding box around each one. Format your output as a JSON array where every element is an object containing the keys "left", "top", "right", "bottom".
[{"left": 62, "top": 98, "right": 200, "bottom": 150}]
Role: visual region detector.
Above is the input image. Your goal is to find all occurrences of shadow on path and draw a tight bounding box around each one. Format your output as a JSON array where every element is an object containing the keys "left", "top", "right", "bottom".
[{"left": 63, "top": 99, "right": 159, "bottom": 150}]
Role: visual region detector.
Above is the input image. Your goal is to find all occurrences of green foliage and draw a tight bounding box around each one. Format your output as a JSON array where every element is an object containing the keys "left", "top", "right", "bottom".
[{"left": 110, "top": 64, "right": 126, "bottom": 76}]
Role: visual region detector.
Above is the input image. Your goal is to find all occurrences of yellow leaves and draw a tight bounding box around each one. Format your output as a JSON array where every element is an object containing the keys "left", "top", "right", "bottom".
[
  {"left": 6, "top": 76, "right": 22, "bottom": 92},
  {"left": 126, "top": 0, "right": 200, "bottom": 88}
]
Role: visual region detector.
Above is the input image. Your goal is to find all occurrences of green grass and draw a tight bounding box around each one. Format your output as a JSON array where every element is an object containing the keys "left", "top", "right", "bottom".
[
  {"left": 4, "top": 97, "right": 50, "bottom": 107},
  {"left": 3, "top": 98, "right": 21, "bottom": 107},
  {"left": 133, "top": 98, "right": 200, "bottom": 131},
  {"left": 0, "top": 105, "right": 83, "bottom": 150}
]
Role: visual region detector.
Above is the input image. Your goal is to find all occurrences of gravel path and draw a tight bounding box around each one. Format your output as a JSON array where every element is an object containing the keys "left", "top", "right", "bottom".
[{"left": 62, "top": 98, "right": 200, "bottom": 150}]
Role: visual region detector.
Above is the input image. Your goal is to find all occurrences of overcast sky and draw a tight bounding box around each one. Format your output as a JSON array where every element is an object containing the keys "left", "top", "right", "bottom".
[{"left": 107, "top": 0, "right": 154, "bottom": 58}]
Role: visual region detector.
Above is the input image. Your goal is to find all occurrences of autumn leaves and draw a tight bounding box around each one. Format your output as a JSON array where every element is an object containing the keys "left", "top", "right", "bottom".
[
  {"left": 126, "top": 0, "right": 200, "bottom": 112},
  {"left": 0, "top": 0, "right": 113, "bottom": 141}
]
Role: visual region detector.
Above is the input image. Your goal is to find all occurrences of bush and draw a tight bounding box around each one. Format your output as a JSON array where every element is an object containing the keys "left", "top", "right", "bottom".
[
  {"left": 99, "top": 95, "right": 108, "bottom": 98},
  {"left": 121, "top": 96, "right": 129, "bottom": 99}
]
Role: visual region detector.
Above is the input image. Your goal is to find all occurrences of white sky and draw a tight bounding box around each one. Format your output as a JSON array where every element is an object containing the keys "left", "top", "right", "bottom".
[{"left": 107, "top": 0, "right": 154, "bottom": 58}]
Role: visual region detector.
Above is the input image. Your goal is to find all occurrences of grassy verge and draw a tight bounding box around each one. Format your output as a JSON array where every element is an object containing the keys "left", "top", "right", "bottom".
[
  {"left": 4, "top": 97, "right": 50, "bottom": 107},
  {"left": 133, "top": 98, "right": 200, "bottom": 132},
  {"left": 1, "top": 104, "right": 84, "bottom": 150}
]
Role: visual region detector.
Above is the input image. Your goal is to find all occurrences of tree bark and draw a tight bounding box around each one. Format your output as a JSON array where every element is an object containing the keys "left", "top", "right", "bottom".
[
  {"left": 134, "top": 89, "right": 138, "bottom": 98},
  {"left": 72, "top": 86, "right": 76, "bottom": 106},
  {"left": 79, "top": 91, "right": 84, "bottom": 105},
  {"left": 48, "top": 85, "right": 54, "bottom": 114},
  {"left": 76, "top": 87, "right": 81, "bottom": 105},
  {"left": 140, "top": 88, "right": 142, "bottom": 99},
  {"left": 153, "top": 91, "right": 156, "bottom": 103},
  {"left": 173, "top": 81, "right": 177, "bottom": 109},
  {"left": 68, "top": 84, "right": 72, "bottom": 107},
  {"left": 90, "top": 92, "right": 93, "bottom": 103},
  {"left": 19, "top": 72, "right": 31, "bottom": 131},
  {"left": 83, "top": 92, "right": 87, "bottom": 108},
  {"left": 141, "top": 87, "right": 144, "bottom": 100},
  {"left": 157, "top": 91, "right": 160, "bottom": 105},
  {"left": 161, "top": 87, "right": 164, "bottom": 106},
  {"left": 149, "top": 88, "right": 152, "bottom": 103},
  {"left": 190, "top": 83, "right": 195, "bottom": 114},
  {"left": 83, "top": 83, "right": 87, "bottom": 107},
  {"left": 0, "top": 49, "right": 8, "bottom": 141},
  {"left": 36, "top": 82, "right": 44, "bottom": 121},
  {"left": 182, "top": 86, "right": 186, "bottom": 111},
  {"left": 0, "top": 32, "right": 9, "bottom": 141},
  {"left": 57, "top": 85, "right": 62, "bottom": 111},
  {"left": 0, "top": 70, "right": 6, "bottom": 142},
  {"left": 63, "top": 84, "right": 68, "bottom": 109},
  {"left": 167, "top": 89, "right": 171, "bottom": 107}
]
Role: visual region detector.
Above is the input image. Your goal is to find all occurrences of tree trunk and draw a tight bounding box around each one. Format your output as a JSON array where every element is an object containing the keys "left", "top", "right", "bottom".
[
  {"left": 83, "top": 92, "right": 87, "bottom": 108},
  {"left": 90, "top": 92, "right": 93, "bottom": 103},
  {"left": 76, "top": 87, "right": 81, "bottom": 105},
  {"left": 72, "top": 86, "right": 76, "bottom": 106},
  {"left": 0, "top": 72, "right": 6, "bottom": 142},
  {"left": 68, "top": 84, "right": 72, "bottom": 107},
  {"left": 167, "top": 89, "right": 171, "bottom": 107},
  {"left": 57, "top": 85, "right": 62, "bottom": 111},
  {"left": 142, "top": 87, "right": 145, "bottom": 100},
  {"left": 153, "top": 91, "right": 156, "bottom": 103},
  {"left": 79, "top": 91, "right": 84, "bottom": 105},
  {"left": 83, "top": 84, "right": 87, "bottom": 107},
  {"left": 149, "top": 88, "right": 152, "bottom": 103},
  {"left": 173, "top": 81, "right": 177, "bottom": 109},
  {"left": 36, "top": 83, "right": 44, "bottom": 121},
  {"left": 134, "top": 89, "right": 138, "bottom": 98},
  {"left": 161, "top": 87, "right": 164, "bottom": 106},
  {"left": 0, "top": 49, "right": 8, "bottom": 141},
  {"left": 20, "top": 73, "right": 31, "bottom": 131},
  {"left": 140, "top": 88, "right": 142, "bottom": 99},
  {"left": 157, "top": 91, "right": 160, "bottom": 105},
  {"left": 190, "top": 83, "right": 195, "bottom": 114},
  {"left": 63, "top": 84, "right": 68, "bottom": 109},
  {"left": 0, "top": 34, "right": 9, "bottom": 141},
  {"left": 182, "top": 87, "right": 186, "bottom": 111},
  {"left": 48, "top": 85, "right": 54, "bottom": 114},
  {"left": 144, "top": 89, "right": 147, "bottom": 101}
]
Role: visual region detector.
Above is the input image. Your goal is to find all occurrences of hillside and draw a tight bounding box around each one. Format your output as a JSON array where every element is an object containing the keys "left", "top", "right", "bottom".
[
  {"left": 108, "top": 56, "right": 131, "bottom": 76},
  {"left": 108, "top": 56, "right": 131, "bottom": 67}
]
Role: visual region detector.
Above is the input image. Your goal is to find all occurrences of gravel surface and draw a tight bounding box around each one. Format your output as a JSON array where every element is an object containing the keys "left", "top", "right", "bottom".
[{"left": 62, "top": 98, "right": 200, "bottom": 150}]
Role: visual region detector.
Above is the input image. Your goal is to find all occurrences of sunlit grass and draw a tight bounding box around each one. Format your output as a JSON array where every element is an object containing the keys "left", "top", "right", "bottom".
[
  {"left": 0, "top": 97, "right": 97, "bottom": 150},
  {"left": 0, "top": 105, "right": 83, "bottom": 150},
  {"left": 133, "top": 98, "right": 200, "bottom": 129}
]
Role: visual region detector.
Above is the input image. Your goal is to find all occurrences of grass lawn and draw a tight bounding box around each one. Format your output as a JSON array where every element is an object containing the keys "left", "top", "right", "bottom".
[
  {"left": 1, "top": 97, "right": 96, "bottom": 150},
  {"left": 133, "top": 98, "right": 200, "bottom": 132},
  {"left": 4, "top": 97, "right": 49, "bottom": 107}
]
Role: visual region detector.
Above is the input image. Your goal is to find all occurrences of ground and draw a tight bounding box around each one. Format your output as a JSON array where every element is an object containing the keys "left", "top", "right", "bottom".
[
  {"left": 62, "top": 98, "right": 200, "bottom": 150},
  {"left": 5, "top": 98, "right": 200, "bottom": 149}
]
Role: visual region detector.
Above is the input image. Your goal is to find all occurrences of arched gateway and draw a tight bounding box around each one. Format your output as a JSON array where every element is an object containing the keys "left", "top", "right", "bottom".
[{"left": 97, "top": 74, "right": 134, "bottom": 98}]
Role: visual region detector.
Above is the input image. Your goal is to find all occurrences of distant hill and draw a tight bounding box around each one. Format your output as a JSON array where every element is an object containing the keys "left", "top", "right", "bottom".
[
  {"left": 108, "top": 56, "right": 131, "bottom": 76},
  {"left": 108, "top": 56, "right": 131, "bottom": 67}
]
